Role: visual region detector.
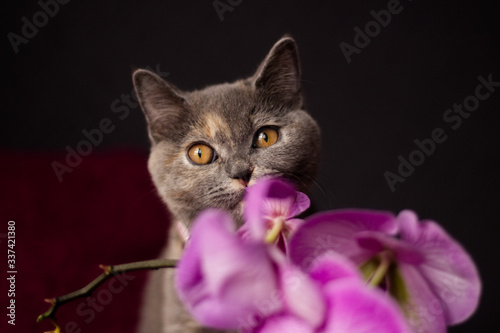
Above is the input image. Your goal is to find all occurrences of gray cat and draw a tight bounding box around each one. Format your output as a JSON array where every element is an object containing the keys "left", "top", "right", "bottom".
[{"left": 133, "top": 36, "right": 321, "bottom": 333}]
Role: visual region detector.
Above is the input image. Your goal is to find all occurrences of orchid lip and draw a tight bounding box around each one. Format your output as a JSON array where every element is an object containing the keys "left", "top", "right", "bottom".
[{"left": 355, "top": 231, "right": 425, "bottom": 265}]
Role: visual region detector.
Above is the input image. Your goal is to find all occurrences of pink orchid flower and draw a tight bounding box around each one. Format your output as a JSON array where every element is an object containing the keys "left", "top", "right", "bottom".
[
  {"left": 248, "top": 252, "right": 411, "bottom": 333},
  {"left": 289, "top": 209, "right": 482, "bottom": 333},
  {"left": 175, "top": 178, "right": 413, "bottom": 332},
  {"left": 241, "top": 177, "right": 310, "bottom": 250}
]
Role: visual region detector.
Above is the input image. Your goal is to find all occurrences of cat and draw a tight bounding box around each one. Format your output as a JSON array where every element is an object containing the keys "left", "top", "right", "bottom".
[{"left": 133, "top": 35, "right": 321, "bottom": 333}]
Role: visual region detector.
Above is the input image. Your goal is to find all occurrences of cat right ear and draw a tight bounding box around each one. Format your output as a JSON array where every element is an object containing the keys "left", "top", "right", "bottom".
[
  {"left": 133, "top": 69, "right": 186, "bottom": 143},
  {"left": 252, "top": 36, "right": 302, "bottom": 109}
]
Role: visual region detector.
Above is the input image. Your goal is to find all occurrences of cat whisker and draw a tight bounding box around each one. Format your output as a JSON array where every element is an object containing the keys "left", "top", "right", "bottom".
[
  {"left": 309, "top": 173, "right": 335, "bottom": 207},
  {"left": 205, "top": 187, "right": 224, "bottom": 197},
  {"left": 282, "top": 171, "right": 333, "bottom": 206}
]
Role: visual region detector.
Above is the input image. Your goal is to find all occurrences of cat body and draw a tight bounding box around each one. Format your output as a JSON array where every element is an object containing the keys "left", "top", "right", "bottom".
[{"left": 133, "top": 36, "right": 320, "bottom": 332}]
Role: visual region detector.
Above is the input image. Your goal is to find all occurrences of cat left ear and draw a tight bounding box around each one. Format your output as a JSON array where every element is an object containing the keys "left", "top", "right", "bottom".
[
  {"left": 133, "top": 69, "right": 187, "bottom": 143},
  {"left": 253, "top": 36, "right": 302, "bottom": 108}
]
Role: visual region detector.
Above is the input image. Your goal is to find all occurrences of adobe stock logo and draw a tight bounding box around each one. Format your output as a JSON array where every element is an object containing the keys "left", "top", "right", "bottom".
[
  {"left": 51, "top": 64, "right": 169, "bottom": 183},
  {"left": 212, "top": 0, "right": 243, "bottom": 21},
  {"left": 384, "top": 74, "right": 499, "bottom": 192},
  {"left": 7, "top": 0, "right": 71, "bottom": 54}
]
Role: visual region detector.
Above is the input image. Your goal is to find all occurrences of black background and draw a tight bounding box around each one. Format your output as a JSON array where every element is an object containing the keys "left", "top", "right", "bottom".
[{"left": 2, "top": 0, "right": 499, "bottom": 332}]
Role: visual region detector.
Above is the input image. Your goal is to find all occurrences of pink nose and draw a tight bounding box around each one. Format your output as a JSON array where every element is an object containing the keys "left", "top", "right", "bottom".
[
  {"left": 237, "top": 178, "right": 250, "bottom": 187},
  {"left": 232, "top": 167, "right": 254, "bottom": 187}
]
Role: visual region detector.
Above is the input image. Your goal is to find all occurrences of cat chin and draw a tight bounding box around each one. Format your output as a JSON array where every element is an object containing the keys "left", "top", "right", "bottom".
[
  {"left": 230, "top": 201, "right": 245, "bottom": 227},
  {"left": 235, "top": 200, "right": 245, "bottom": 227}
]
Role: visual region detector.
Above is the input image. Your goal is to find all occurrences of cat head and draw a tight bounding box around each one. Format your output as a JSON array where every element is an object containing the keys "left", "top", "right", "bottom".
[{"left": 133, "top": 36, "right": 320, "bottom": 226}]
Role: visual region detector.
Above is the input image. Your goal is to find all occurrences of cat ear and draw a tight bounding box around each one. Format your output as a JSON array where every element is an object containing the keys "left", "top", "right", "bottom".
[
  {"left": 253, "top": 36, "right": 302, "bottom": 108},
  {"left": 133, "top": 69, "right": 186, "bottom": 143}
]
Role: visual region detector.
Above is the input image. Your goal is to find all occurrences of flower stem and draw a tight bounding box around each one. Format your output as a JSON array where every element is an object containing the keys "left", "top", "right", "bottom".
[
  {"left": 37, "top": 259, "right": 177, "bottom": 331},
  {"left": 368, "top": 252, "right": 392, "bottom": 287},
  {"left": 265, "top": 218, "right": 284, "bottom": 243}
]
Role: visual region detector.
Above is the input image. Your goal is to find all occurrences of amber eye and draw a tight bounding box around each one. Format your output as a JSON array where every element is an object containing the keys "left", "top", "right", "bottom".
[
  {"left": 253, "top": 127, "right": 279, "bottom": 148},
  {"left": 187, "top": 144, "right": 215, "bottom": 165}
]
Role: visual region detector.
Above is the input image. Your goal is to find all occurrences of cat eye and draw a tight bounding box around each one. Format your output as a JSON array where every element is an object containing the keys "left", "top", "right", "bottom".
[
  {"left": 253, "top": 126, "right": 279, "bottom": 148},
  {"left": 187, "top": 143, "right": 216, "bottom": 165}
]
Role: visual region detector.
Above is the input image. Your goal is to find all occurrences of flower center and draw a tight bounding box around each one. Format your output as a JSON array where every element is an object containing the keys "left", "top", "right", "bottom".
[
  {"left": 367, "top": 250, "right": 393, "bottom": 287},
  {"left": 360, "top": 250, "right": 410, "bottom": 307},
  {"left": 265, "top": 217, "right": 285, "bottom": 243}
]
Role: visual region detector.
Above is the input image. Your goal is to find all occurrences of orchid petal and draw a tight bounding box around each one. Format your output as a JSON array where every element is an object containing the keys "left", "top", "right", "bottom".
[
  {"left": 281, "top": 218, "right": 305, "bottom": 254},
  {"left": 280, "top": 264, "right": 326, "bottom": 329},
  {"left": 288, "top": 191, "right": 311, "bottom": 218},
  {"left": 176, "top": 209, "right": 280, "bottom": 329},
  {"left": 308, "top": 252, "right": 363, "bottom": 286},
  {"left": 284, "top": 218, "right": 305, "bottom": 235},
  {"left": 289, "top": 210, "right": 397, "bottom": 270},
  {"left": 397, "top": 264, "right": 447, "bottom": 333},
  {"left": 355, "top": 231, "right": 425, "bottom": 265},
  {"left": 398, "top": 211, "right": 481, "bottom": 325},
  {"left": 321, "top": 279, "right": 411, "bottom": 333},
  {"left": 252, "top": 314, "right": 315, "bottom": 333}
]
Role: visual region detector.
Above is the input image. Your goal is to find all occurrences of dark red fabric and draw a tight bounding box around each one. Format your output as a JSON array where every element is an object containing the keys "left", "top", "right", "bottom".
[{"left": 0, "top": 150, "right": 170, "bottom": 333}]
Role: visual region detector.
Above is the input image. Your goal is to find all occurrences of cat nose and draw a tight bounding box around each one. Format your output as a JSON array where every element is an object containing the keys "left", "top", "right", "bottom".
[
  {"left": 234, "top": 168, "right": 253, "bottom": 187},
  {"left": 228, "top": 162, "right": 254, "bottom": 187}
]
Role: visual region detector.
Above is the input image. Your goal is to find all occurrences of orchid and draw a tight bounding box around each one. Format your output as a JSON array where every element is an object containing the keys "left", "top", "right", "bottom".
[
  {"left": 241, "top": 177, "right": 310, "bottom": 247},
  {"left": 289, "top": 209, "right": 481, "bottom": 333},
  {"left": 175, "top": 209, "right": 281, "bottom": 330},
  {"left": 248, "top": 253, "right": 412, "bottom": 333},
  {"left": 175, "top": 178, "right": 481, "bottom": 333},
  {"left": 176, "top": 208, "right": 412, "bottom": 332}
]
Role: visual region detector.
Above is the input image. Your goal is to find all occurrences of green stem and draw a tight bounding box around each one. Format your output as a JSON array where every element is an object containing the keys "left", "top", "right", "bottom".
[{"left": 37, "top": 259, "right": 177, "bottom": 331}]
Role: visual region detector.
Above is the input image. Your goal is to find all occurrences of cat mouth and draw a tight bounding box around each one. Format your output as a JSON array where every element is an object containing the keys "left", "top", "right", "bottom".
[
  {"left": 226, "top": 172, "right": 285, "bottom": 211},
  {"left": 220, "top": 190, "right": 245, "bottom": 226},
  {"left": 249, "top": 172, "right": 285, "bottom": 187}
]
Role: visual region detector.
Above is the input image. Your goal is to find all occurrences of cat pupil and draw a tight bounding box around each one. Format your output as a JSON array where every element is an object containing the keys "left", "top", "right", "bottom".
[
  {"left": 196, "top": 148, "right": 202, "bottom": 158},
  {"left": 261, "top": 133, "right": 268, "bottom": 142}
]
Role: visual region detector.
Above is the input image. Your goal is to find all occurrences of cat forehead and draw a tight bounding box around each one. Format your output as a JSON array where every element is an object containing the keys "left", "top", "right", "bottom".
[
  {"left": 187, "top": 81, "right": 254, "bottom": 113},
  {"left": 199, "top": 113, "right": 232, "bottom": 139},
  {"left": 186, "top": 81, "right": 256, "bottom": 138}
]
